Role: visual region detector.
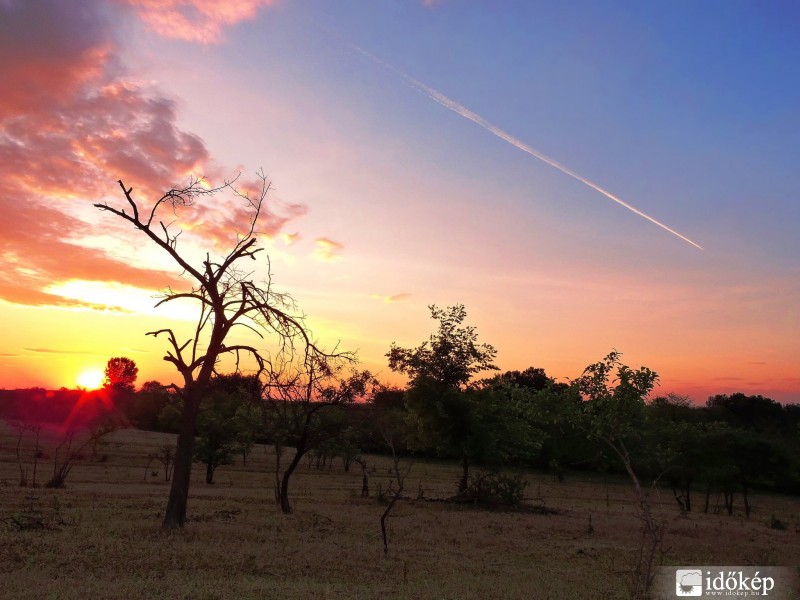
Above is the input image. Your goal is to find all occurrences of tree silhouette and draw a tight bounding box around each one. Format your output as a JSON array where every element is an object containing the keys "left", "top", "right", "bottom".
[
  {"left": 387, "top": 304, "right": 497, "bottom": 390},
  {"left": 104, "top": 357, "right": 138, "bottom": 393},
  {"left": 95, "top": 173, "right": 329, "bottom": 529},
  {"left": 264, "top": 357, "right": 370, "bottom": 513},
  {"left": 389, "top": 304, "right": 499, "bottom": 493}
]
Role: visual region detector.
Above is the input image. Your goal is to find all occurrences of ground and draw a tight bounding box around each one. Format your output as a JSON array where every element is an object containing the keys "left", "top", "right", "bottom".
[{"left": 0, "top": 426, "right": 798, "bottom": 599}]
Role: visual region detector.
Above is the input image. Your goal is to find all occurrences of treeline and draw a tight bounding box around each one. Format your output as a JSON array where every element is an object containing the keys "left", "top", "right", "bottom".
[
  {"left": 6, "top": 370, "right": 798, "bottom": 517},
  {"left": 2, "top": 309, "right": 798, "bottom": 519}
]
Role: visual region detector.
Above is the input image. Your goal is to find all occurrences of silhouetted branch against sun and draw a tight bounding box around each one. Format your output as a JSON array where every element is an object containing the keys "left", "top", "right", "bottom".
[{"left": 94, "top": 172, "right": 350, "bottom": 529}]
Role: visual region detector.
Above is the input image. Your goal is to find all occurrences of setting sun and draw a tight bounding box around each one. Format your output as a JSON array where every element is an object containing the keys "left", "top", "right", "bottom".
[{"left": 76, "top": 368, "right": 105, "bottom": 390}]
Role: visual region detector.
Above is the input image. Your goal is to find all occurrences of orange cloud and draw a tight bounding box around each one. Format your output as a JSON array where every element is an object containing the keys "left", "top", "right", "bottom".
[
  {"left": 313, "top": 238, "right": 345, "bottom": 262},
  {"left": 0, "top": 0, "right": 301, "bottom": 309},
  {"left": 177, "top": 187, "right": 307, "bottom": 252},
  {"left": 24, "top": 348, "right": 106, "bottom": 356},
  {"left": 118, "top": 0, "right": 278, "bottom": 43},
  {"left": 371, "top": 293, "right": 411, "bottom": 304},
  {"left": 281, "top": 232, "right": 301, "bottom": 246}
]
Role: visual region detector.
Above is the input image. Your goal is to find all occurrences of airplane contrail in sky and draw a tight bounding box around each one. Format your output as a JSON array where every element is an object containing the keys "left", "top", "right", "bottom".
[{"left": 350, "top": 43, "right": 704, "bottom": 251}]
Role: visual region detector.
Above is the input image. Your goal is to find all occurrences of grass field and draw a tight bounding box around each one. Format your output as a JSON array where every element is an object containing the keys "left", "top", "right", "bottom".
[{"left": 1, "top": 426, "right": 798, "bottom": 599}]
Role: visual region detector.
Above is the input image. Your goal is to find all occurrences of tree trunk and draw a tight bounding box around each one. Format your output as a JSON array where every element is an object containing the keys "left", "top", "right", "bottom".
[
  {"left": 611, "top": 441, "right": 662, "bottom": 597},
  {"left": 205, "top": 462, "right": 214, "bottom": 484},
  {"left": 742, "top": 483, "right": 750, "bottom": 517},
  {"left": 361, "top": 467, "right": 369, "bottom": 498},
  {"left": 458, "top": 456, "right": 469, "bottom": 495},
  {"left": 279, "top": 447, "right": 306, "bottom": 514},
  {"left": 671, "top": 482, "right": 685, "bottom": 512},
  {"left": 273, "top": 444, "right": 283, "bottom": 503},
  {"left": 724, "top": 490, "right": 734, "bottom": 515},
  {"left": 684, "top": 479, "right": 692, "bottom": 512},
  {"left": 32, "top": 428, "right": 40, "bottom": 488},
  {"left": 162, "top": 394, "right": 202, "bottom": 529}
]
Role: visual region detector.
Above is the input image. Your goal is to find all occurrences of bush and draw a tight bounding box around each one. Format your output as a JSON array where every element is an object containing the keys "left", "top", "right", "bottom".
[
  {"left": 460, "top": 471, "right": 528, "bottom": 507},
  {"left": 767, "top": 515, "right": 787, "bottom": 530}
]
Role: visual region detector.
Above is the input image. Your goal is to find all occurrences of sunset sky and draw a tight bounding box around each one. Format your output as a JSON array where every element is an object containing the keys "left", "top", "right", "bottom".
[{"left": 1, "top": 0, "right": 798, "bottom": 403}]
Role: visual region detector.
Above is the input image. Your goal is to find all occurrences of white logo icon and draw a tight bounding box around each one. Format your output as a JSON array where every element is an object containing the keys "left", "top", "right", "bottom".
[{"left": 676, "top": 569, "right": 703, "bottom": 596}]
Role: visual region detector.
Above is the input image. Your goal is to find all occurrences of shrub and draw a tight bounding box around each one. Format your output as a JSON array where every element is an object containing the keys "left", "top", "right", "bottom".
[
  {"left": 460, "top": 471, "right": 528, "bottom": 507},
  {"left": 767, "top": 515, "right": 787, "bottom": 530}
]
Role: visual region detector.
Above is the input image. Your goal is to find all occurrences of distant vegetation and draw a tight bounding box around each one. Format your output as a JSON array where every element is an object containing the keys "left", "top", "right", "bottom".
[{"left": 3, "top": 310, "right": 799, "bottom": 508}]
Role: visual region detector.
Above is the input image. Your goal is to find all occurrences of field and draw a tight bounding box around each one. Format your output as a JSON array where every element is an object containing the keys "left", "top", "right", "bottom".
[{"left": 1, "top": 426, "right": 798, "bottom": 599}]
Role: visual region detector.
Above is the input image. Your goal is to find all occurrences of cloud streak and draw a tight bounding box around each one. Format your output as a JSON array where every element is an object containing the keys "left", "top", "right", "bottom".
[
  {"left": 351, "top": 44, "right": 704, "bottom": 251},
  {"left": 371, "top": 293, "right": 411, "bottom": 303},
  {"left": 24, "top": 348, "right": 106, "bottom": 356}
]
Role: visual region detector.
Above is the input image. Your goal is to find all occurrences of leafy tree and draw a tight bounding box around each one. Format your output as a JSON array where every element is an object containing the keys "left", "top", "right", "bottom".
[
  {"left": 193, "top": 389, "right": 241, "bottom": 484},
  {"left": 574, "top": 350, "right": 660, "bottom": 596},
  {"left": 192, "top": 374, "right": 262, "bottom": 483},
  {"left": 388, "top": 304, "right": 500, "bottom": 494},
  {"left": 104, "top": 357, "right": 138, "bottom": 392},
  {"left": 506, "top": 381, "right": 585, "bottom": 479},
  {"left": 479, "top": 366, "right": 553, "bottom": 392},
  {"left": 95, "top": 174, "right": 331, "bottom": 528},
  {"left": 128, "top": 380, "right": 171, "bottom": 430},
  {"left": 387, "top": 304, "right": 497, "bottom": 390},
  {"left": 706, "top": 392, "right": 786, "bottom": 434},
  {"left": 405, "top": 381, "right": 540, "bottom": 494}
]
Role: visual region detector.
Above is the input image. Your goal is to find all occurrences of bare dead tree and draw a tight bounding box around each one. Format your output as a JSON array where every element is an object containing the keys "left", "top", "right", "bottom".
[
  {"left": 46, "top": 421, "right": 118, "bottom": 488},
  {"left": 11, "top": 420, "right": 41, "bottom": 487},
  {"left": 95, "top": 172, "right": 330, "bottom": 529},
  {"left": 353, "top": 455, "right": 370, "bottom": 498},
  {"left": 378, "top": 413, "right": 412, "bottom": 554}
]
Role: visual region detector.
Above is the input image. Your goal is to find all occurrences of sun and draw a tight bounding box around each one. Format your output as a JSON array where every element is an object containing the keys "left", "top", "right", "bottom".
[{"left": 76, "top": 368, "right": 105, "bottom": 390}]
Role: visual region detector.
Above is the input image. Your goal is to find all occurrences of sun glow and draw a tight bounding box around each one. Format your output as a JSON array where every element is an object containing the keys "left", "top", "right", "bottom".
[{"left": 76, "top": 368, "right": 105, "bottom": 390}]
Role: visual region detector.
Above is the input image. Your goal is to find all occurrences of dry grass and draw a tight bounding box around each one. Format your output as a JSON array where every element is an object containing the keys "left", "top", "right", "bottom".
[{"left": 1, "top": 425, "right": 798, "bottom": 599}]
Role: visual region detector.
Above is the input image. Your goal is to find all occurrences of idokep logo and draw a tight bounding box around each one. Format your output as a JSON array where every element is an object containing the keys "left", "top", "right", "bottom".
[
  {"left": 657, "top": 566, "right": 795, "bottom": 599},
  {"left": 675, "top": 569, "right": 703, "bottom": 596}
]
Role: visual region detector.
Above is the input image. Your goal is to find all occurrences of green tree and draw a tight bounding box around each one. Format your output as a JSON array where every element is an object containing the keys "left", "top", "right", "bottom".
[
  {"left": 506, "top": 380, "right": 585, "bottom": 479},
  {"left": 193, "top": 389, "right": 242, "bottom": 484},
  {"left": 129, "top": 381, "right": 171, "bottom": 430},
  {"left": 574, "top": 350, "right": 660, "bottom": 596},
  {"left": 706, "top": 392, "right": 786, "bottom": 434},
  {"left": 479, "top": 367, "right": 553, "bottom": 392},
  {"left": 388, "top": 305, "right": 500, "bottom": 494},
  {"left": 387, "top": 304, "right": 497, "bottom": 389}
]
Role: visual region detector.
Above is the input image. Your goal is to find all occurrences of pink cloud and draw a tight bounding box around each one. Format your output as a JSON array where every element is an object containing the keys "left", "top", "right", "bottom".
[
  {"left": 0, "top": 0, "right": 112, "bottom": 119},
  {"left": 118, "top": 0, "right": 278, "bottom": 43},
  {"left": 0, "top": 0, "right": 304, "bottom": 308}
]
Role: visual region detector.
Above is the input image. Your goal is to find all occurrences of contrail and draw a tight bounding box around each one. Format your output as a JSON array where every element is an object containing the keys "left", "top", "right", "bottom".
[{"left": 350, "top": 44, "right": 704, "bottom": 251}]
